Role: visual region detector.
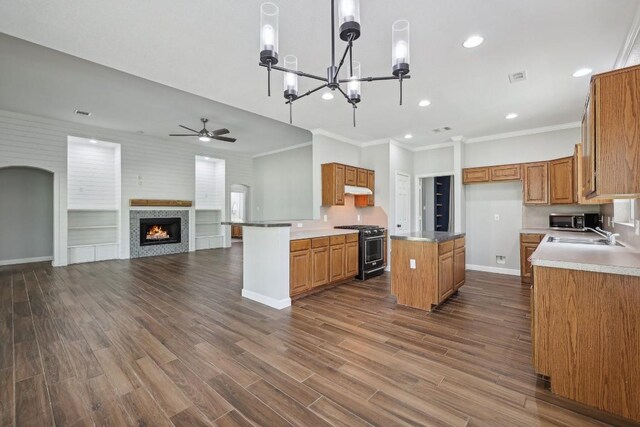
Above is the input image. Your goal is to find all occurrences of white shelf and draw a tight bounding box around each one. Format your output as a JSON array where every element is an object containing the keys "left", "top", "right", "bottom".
[
  {"left": 195, "top": 234, "right": 225, "bottom": 238},
  {"left": 69, "top": 225, "right": 118, "bottom": 230},
  {"left": 195, "top": 221, "right": 221, "bottom": 225},
  {"left": 68, "top": 242, "right": 118, "bottom": 248},
  {"left": 68, "top": 208, "right": 119, "bottom": 212}
]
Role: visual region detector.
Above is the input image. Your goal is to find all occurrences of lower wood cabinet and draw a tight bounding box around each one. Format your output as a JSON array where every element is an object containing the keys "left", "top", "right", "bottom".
[
  {"left": 438, "top": 251, "right": 454, "bottom": 300},
  {"left": 290, "top": 233, "right": 359, "bottom": 297},
  {"left": 454, "top": 246, "right": 466, "bottom": 290},
  {"left": 520, "top": 233, "right": 544, "bottom": 283}
]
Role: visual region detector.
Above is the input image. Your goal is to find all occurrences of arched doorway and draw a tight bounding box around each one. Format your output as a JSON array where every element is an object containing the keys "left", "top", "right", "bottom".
[
  {"left": 0, "top": 166, "right": 54, "bottom": 265},
  {"left": 229, "top": 184, "right": 250, "bottom": 241}
]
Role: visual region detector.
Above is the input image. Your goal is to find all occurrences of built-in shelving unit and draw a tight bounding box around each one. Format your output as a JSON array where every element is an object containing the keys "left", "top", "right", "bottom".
[
  {"left": 67, "top": 137, "right": 121, "bottom": 264},
  {"left": 194, "top": 156, "right": 226, "bottom": 250},
  {"left": 195, "top": 209, "right": 224, "bottom": 250}
]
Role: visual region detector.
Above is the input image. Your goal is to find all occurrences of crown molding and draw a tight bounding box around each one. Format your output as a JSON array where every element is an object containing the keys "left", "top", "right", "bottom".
[
  {"left": 361, "top": 138, "right": 392, "bottom": 148},
  {"left": 310, "top": 128, "right": 363, "bottom": 147},
  {"left": 413, "top": 141, "right": 455, "bottom": 152},
  {"left": 615, "top": 3, "right": 640, "bottom": 69},
  {"left": 465, "top": 122, "right": 581, "bottom": 144},
  {"left": 252, "top": 141, "right": 312, "bottom": 158}
]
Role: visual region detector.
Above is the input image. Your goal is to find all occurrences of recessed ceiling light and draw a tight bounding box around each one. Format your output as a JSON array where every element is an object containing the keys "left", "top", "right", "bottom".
[
  {"left": 572, "top": 68, "right": 593, "bottom": 77},
  {"left": 199, "top": 136, "right": 211, "bottom": 142},
  {"left": 418, "top": 99, "right": 431, "bottom": 107},
  {"left": 404, "top": 134, "right": 413, "bottom": 139},
  {"left": 204, "top": 157, "right": 210, "bottom": 160},
  {"left": 505, "top": 113, "right": 518, "bottom": 120},
  {"left": 322, "top": 92, "right": 334, "bottom": 100},
  {"left": 463, "top": 35, "right": 484, "bottom": 49},
  {"left": 89, "top": 139, "right": 98, "bottom": 144}
]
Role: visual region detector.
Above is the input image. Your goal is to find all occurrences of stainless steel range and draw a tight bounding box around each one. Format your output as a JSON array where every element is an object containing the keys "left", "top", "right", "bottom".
[{"left": 334, "top": 225, "right": 386, "bottom": 280}]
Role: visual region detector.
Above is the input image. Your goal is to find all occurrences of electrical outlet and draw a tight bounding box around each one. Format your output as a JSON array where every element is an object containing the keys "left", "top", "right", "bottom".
[
  {"left": 297, "top": 222, "right": 303, "bottom": 228},
  {"left": 323, "top": 214, "right": 328, "bottom": 222},
  {"left": 635, "top": 220, "right": 640, "bottom": 236},
  {"left": 357, "top": 214, "right": 361, "bottom": 222},
  {"left": 494, "top": 214, "right": 500, "bottom": 221},
  {"left": 409, "top": 259, "right": 416, "bottom": 269},
  {"left": 496, "top": 255, "right": 506, "bottom": 265}
]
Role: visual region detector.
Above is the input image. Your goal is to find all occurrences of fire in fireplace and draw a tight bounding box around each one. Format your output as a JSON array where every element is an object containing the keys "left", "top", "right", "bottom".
[{"left": 140, "top": 217, "right": 181, "bottom": 246}]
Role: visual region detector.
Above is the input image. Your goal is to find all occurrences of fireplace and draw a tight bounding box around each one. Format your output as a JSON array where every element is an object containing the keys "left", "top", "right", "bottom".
[{"left": 139, "top": 217, "right": 181, "bottom": 246}]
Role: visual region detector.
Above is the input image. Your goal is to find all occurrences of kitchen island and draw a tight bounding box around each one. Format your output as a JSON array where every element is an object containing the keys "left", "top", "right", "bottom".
[{"left": 391, "top": 231, "right": 466, "bottom": 311}]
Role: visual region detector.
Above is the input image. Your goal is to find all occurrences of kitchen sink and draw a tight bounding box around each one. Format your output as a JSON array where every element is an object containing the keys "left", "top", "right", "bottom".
[{"left": 546, "top": 236, "right": 623, "bottom": 246}]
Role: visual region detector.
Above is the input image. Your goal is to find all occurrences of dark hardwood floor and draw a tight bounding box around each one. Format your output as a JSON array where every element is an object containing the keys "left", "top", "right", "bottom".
[{"left": 0, "top": 244, "right": 637, "bottom": 426}]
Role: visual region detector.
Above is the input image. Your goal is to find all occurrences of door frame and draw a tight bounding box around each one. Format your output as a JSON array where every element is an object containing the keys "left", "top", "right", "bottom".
[
  {"left": 394, "top": 171, "right": 411, "bottom": 234},
  {"left": 414, "top": 172, "right": 454, "bottom": 232}
]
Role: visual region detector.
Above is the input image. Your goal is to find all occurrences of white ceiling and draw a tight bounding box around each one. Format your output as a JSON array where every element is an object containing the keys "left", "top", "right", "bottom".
[{"left": 0, "top": 0, "right": 637, "bottom": 148}]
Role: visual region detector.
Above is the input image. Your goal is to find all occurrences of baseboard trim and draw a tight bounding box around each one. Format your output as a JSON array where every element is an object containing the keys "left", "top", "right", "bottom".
[
  {"left": 0, "top": 256, "right": 53, "bottom": 266},
  {"left": 466, "top": 264, "right": 520, "bottom": 276},
  {"left": 241, "top": 289, "right": 291, "bottom": 310}
]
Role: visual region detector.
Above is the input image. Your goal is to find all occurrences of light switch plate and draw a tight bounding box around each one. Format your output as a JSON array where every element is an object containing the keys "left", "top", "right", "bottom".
[
  {"left": 409, "top": 259, "right": 416, "bottom": 269},
  {"left": 635, "top": 220, "right": 640, "bottom": 236},
  {"left": 323, "top": 215, "right": 328, "bottom": 222},
  {"left": 297, "top": 223, "right": 303, "bottom": 228}
]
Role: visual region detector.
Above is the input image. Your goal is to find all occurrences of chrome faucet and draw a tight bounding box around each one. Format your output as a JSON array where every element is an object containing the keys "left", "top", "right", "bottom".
[{"left": 585, "top": 227, "right": 620, "bottom": 246}]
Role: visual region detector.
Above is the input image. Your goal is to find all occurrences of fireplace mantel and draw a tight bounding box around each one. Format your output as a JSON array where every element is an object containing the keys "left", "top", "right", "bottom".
[{"left": 129, "top": 199, "right": 193, "bottom": 207}]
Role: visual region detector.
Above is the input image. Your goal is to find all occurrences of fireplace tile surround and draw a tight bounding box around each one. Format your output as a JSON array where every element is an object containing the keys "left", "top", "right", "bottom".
[{"left": 130, "top": 209, "right": 189, "bottom": 258}]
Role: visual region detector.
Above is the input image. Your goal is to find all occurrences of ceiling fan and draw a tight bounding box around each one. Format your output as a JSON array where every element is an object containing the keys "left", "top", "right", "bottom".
[{"left": 170, "top": 118, "right": 236, "bottom": 143}]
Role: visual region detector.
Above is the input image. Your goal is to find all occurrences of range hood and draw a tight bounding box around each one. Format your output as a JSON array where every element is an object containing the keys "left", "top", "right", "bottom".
[{"left": 344, "top": 185, "right": 373, "bottom": 196}]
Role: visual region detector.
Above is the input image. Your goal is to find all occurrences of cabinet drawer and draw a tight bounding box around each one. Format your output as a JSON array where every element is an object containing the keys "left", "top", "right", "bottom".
[
  {"left": 454, "top": 237, "right": 465, "bottom": 249},
  {"left": 330, "top": 235, "right": 346, "bottom": 245},
  {"left": 490, "top": 164, "right": 521, "bottom": 181},
  {"left": 346, "top": 233, "right": 359, "bottom": 243},
  {"left": 312, "top": 237, "right": 329, "bottom": 248},
  {"left": 290, "top": 239, "right": 311, "bottom": 252},
  {"left": 438, "top": 240, "right": 454, "bottom": 254},
  {"left": 521, "top": 233, "right": 544, "bottom": 243}
]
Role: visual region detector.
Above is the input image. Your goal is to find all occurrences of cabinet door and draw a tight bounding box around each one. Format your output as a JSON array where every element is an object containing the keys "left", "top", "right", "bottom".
[
  {"left": 335, "top": 164, "right": 345, "bottom": 205},
  {"left": 290, "top": 250, "right": 311, "bottom": 295},
  {"left": 438, "top": 252, "right": 454, "bottom": 301},
  {"left": 311, "top": 247, "right": 329, "bottom": 288},
  {"left": 550, "top": 157, "right": 575, "bottom": 204},
  {"left": 523, "top": 162, "right": 549, "bottom": 205},
  {"left": 582, "top": 85, "right": 596, "bottom": 197},
  {"left": 329, "top": 244, "right": 345, "bottom": 283},
  {"left": 454, "top": 247, "right": 465, "bottom": 290},
  {"left": 463, "top": 167, "right": 490, "bottom": 184},
  {"left": 345, "top": 166, "right": 357, "bottom": 186},
  {"left": 520, "top": 243, "right": 539, "bottom": 283},
  {"left": 490, "top": 164, "right": 521, "bottom": 181},
  {"left": 367, "top": 170, "right": 375, "bottom": 206},
  {"left": 345, "top": 242, "right": 359, "bottom": 277},
  {"left": 357, "top": 168, "right": 368, "bottom": 187}
]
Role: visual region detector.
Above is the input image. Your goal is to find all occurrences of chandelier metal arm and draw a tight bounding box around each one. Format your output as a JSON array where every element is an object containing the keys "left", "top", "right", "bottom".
[
  {"left": 333, "top": 34, "right": 354, "bottom": 81},
  {"left": 336, "top": 85, "right": 357, "bottom": 108},
  {"left": 338, "top": 75, "right": 412, "bottom": 83},
  {"left": 285, "top": 83, "right": 329, "bottom": 104},
  {"left": 258, "top": 63, "right": 327, "bottom": 82}
]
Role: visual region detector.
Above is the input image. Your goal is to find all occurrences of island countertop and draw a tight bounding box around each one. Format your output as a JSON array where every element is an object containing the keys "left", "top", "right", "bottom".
[
  {"left": 221, "top": 221, "right": 291, "bottom": 228},
  {"left": 391, "top": 231, "right": 466, "bottom": 243},
  {"left": 290, "top": 229, "right": 359, "bottom": 241}
]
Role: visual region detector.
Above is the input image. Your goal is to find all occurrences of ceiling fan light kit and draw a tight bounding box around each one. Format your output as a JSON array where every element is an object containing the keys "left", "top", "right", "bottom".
[{"left": 258, "top": 0, "right": 411, "bottom": 126}]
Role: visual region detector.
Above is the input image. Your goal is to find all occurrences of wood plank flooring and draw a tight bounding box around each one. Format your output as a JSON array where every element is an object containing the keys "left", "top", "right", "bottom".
[{"left": 0, "top": 243, "right": 637, "bottom": 426}]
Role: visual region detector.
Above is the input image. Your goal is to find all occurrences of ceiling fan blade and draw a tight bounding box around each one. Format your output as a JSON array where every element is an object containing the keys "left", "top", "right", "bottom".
[
  {"left": 169, "top": 134, "right": 197, "bottom": 137},
  {"left": 179, "top": 125, "right": 200, "bottom": 133},
  {"left": 212, "top": 128, "right": 230, "bottom": 136},
  {"left": 213, "top": 136, "right": 236, "bottom": 143}
]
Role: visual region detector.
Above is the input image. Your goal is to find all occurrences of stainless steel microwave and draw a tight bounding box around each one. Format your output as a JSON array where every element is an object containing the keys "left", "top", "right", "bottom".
[{"left": 549, "top": 213, "right": 600, "bottom": 231}]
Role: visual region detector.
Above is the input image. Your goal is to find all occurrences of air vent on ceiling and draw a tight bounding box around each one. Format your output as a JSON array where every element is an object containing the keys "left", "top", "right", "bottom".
[
  {"left": 432, "top": 126, "right": 452, "bottom": 134},
  {"left": 74, "top": 109, "right": 92, "bottom": 116},
  {"left": 508, "top": 71, "right": 527, "bottom": 84}
]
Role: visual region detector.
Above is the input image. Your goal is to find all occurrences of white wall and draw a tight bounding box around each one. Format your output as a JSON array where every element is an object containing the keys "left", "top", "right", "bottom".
[
  {"left": 463, "top": 127, "right": 582, "bottom": 273},
  {"left": 195, "top": 157, "right": 225, "bottom": 210},
  {"left": 0, "top": 109, "right": 253, "bottom": 265},
  {"left": 253, "top": 143, "right": 313, "bottom": 221},
  {"left": 389, "top": 142, "right": 414, "bottom": 235},
  {"left": 413, "top": 146, "right": 454, "bottom": 176},
  {"left": 0, "top": 167, "right": 54, "bottom": 264}
]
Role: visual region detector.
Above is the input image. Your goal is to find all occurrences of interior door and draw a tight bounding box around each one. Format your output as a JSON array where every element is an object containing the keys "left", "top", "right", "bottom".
[{"left": 395, "top": 173, "right": 410, "bottom": 233}]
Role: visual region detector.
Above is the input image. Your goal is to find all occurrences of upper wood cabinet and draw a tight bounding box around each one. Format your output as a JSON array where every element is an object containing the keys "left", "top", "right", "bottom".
[
  {"left": 582, "top": 64, "right": 640, "bottom": 198},
  {"left": 345, "top": 166, "right": 357, "bottom": 186},
  {"left": 323, "top": 163, "right": 375, "bottom": 207},
  {"left": 574, "top": 144, "right": 611, "bottom": 205},
  {"left": 463, "top": 167, "right": 490, "bottom": 184},
  {"left": 549, "top": 157, "right": 575, "bottom": 205},
  {"left": 523, "top": 162, "right": 549, "bottom": 205},
  {"left": 490, "top": 164, "right": 521, "bottom": 181},
  {"left": 322, "top": 163, "right": 345, "bottom": 206}
]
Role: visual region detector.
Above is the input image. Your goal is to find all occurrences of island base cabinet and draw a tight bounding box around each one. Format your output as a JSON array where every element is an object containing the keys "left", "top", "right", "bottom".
[
  {"left": 391, "top": 236, "right": 466, "bottom": 311},
  {"left": 533, "top": 266, "right": 640, "bottom": 422}
]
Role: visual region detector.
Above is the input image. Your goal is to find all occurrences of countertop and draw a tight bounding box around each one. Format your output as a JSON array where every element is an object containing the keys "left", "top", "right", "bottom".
[
  {"left": 530, "top": 230, "right": 640, "bottom": 277},
  {"left": 221, "top": 221, "right": 291, "bottom": 228},
  {"left": 390, "top": 231, "right": 466, "bottom": 243},
  {"left": 290, "top": 229, "right": 359, "bottom": 241}
]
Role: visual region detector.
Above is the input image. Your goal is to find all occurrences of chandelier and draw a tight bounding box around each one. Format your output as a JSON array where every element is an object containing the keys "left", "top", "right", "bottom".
[{"left": 258, "top": 0, "right": 411, "bottom": 126}]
